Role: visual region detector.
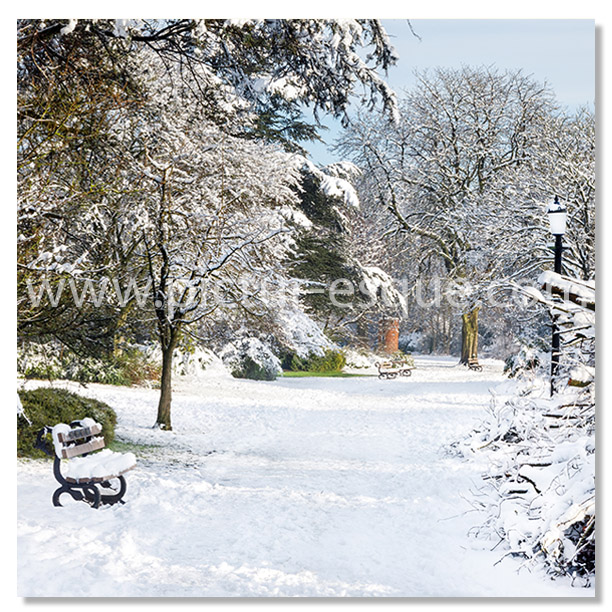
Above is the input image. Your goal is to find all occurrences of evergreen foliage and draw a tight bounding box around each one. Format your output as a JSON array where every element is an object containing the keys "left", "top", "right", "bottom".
[
  {"left": 17, "top": 343, "right": 161, "bottom": 386},
  {"left": 290, "top": 169, "right": 358, "bottom": 319},
  {"left": 284, "top": 349, "right": 346, "bottom": 373},
  {"left": 17, "top": 388, "right": 117, "bottom": 458},
  {"left": 288, "top": 165, "right": 396, "bottom": 341}
]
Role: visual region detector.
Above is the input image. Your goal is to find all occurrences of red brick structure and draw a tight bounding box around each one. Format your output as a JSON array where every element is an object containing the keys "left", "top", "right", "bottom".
[{"left": 380, "top": 317, "right": 399, "bottom": 354}]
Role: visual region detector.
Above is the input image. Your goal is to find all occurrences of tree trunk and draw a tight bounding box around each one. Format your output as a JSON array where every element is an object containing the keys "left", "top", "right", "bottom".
[
  {"left": 356, "top": 316, "right": 370, "bottom": 349},
  {"left": 156, "top": 333, "right": 178, "bottom": 430},
  {"left": 460, "top": 307, "right": 479, "bottom": 364}
]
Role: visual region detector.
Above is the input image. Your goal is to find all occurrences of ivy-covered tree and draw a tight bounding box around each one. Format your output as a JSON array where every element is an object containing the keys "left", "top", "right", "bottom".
[{"left": 17, "top": 19, "right": 146, "bottom": 356}]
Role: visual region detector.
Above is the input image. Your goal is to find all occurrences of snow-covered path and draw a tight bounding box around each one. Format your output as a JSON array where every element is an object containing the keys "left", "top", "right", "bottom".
[{"left": 17, "top": 356, "right": 588, "bottom": 597}]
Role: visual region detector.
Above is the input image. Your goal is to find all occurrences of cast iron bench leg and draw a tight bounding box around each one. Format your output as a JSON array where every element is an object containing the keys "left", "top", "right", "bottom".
[{"left": 99, "top": 476, "right": 127, "bottom": 505}]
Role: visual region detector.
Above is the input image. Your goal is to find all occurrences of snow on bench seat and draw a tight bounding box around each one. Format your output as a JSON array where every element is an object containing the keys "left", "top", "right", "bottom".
[{"left": 63, "top": 448, "right": 136, "bottom": 484}]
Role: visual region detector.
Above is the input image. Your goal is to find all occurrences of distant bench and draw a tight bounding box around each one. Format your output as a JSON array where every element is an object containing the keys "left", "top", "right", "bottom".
[
  {"left": 468, "top": 357, "right": 483, "bottom": 372},
  {"left": 36, "top": 418, "right": 136, "bottom": 508},
  {"left": 376, "top": 357, "right": 414, "bottom": 380}
]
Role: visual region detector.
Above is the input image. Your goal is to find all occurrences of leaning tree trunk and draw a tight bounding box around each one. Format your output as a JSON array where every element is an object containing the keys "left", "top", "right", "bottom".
[
  {"left": 156, "top": 330, "right": 179, "bottom": 430},
  {"left": 460, "top": 307, "right": 479, "bottom": 364}
]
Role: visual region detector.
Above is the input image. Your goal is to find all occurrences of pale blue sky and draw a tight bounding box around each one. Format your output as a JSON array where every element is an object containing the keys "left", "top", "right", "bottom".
[{"left": 303, "top": 19, "right": 595, "bottom": 165}]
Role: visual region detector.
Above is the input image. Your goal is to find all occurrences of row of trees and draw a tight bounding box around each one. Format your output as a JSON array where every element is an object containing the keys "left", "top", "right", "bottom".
[{"left": 336, "top": 66, "right": 594, "bottom": 362}]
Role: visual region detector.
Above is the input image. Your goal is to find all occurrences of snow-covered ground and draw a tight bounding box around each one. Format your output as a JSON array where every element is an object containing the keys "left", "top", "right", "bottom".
[{"left": 17, "top": 356, "right": 593, "bottom": 597}]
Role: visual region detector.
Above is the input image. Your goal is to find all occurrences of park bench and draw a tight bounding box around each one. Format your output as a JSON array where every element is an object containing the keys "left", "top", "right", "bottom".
[
  {"left": 467, "top": 357, "right": 483, "bottom": 372},
  {"left": 35, "top": 418, "right": 136, "bottom": 508},
  {"left": 376, "top": 357, "right": 414, "bottom": 380}
]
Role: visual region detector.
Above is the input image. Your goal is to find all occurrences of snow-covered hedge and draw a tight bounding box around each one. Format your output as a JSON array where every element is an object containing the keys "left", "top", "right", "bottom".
[
  {"left": 18, "top": 341, "right": 233, "bottom": 386},
  {"left": 140, "top": 344, "right": 229, "bottom": 379},
  {"left": 17, "top": 387, "right": 117, "bottom": 458},
  {"left": 285, "top": 348, "right": 346, "bottom": 373}
]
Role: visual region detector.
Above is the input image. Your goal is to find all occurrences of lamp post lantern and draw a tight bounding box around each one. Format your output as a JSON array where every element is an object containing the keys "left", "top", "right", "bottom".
[{"left": 547, "top": 196, "right": 567, "bottom": 396}]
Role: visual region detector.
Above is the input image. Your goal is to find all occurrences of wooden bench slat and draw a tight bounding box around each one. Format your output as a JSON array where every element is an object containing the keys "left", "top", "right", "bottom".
[
  {"left": 58, "top": 423, "right": 102, "bottom": 443},
  {"left": 61, "top": 437, "right": 106, "bottom": 459}
]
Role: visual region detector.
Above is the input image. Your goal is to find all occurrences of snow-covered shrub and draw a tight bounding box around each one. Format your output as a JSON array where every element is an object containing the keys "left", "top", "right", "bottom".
[
  {"left": 389, "top": 350, "right": 415, "bottom": 367},
  {"left": 455, "top": 273, "right": 595, "bottom": 586},
  {"left": 18, "top": 342, "right": 160, "bottom": 386},
  {"left": 274, "top": 308, "right": 334, "bottom": 358},
  {"left": 64, "top": 356, "right": 130, "bottom": 386},
  {"left": 173, "top": 346, "right": 229, "bottom": 378},
  {"left": 140, "top": 343, "right": 229, "bottom": 379},
  {"left": 17, "top": 343, "right": 63, "bottom": 381},
  {"left": 17, "top": 342, "right": 127, "bottom": 384},
  {"left": 344, "top": 347, "right": 378, "bottom": 370},
  {"left": 456, "top": 382, "right": 594, "bottom": 585},
  {"left": 503, "top": 344, "right": 547, "bottom": 379},
  {"left": 220, "top": 337, "right": 282, "bottom": 381},
  {"left": 17, "top": 388, "right": 117, "bottom": 458}
]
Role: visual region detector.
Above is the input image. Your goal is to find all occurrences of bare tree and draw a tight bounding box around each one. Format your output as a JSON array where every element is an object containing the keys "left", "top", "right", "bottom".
[
  {"left": 338, "top": 66, "right": 559, "bottom": 362},
  {"left": 116, "top": 63, "right": 301, "bottom": 428}
]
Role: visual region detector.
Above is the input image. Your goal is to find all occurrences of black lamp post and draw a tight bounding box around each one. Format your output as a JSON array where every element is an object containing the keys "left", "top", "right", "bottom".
[{"left": 547, "top": 196, "right": 567, "bottom": 396}]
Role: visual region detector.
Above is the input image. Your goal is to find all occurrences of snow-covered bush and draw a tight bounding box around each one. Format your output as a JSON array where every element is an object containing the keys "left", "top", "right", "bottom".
[
  {"left": 389, "top": 350, "right": 415, "bottom": 367},
  {"left": 173, "top": 346, "right": 229, "bottom": 378},
  {"left": 454, "top": 273, "right": 595, "bottom": 586},
  {"left": 140, "top": 343, "right": 229, "bottom": 379},
  {"left": 503, "top": 344, "right": 547, "bottom": 379},
  {"left": 17, "top": 343, "right": 63, "bottom": 381},
  {"left": 455, "top": 382, "right": 594, "bottom": 585},
  {"left": 220, "top": 337, "right": 282, "bottom": 381},
  {"left": 274, "top": 308, "right": 335, "bottom": 358},
  {"left": 344, "top": 347, "right": 378, "bottom": 370},
  {"left": 17, "top": 342, "right": 160, "bottom": 386},
  {"left": 17, "top": 388, "right": 117, "bottom": 458}
]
